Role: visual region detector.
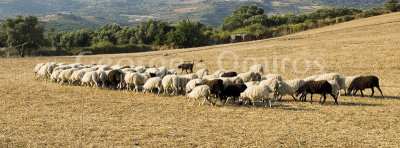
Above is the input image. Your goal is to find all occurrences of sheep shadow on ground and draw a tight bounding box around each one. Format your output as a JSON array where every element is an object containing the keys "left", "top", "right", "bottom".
[
  {"left": 335, "top": 101, "right": 383, "bottom": 107},
  {"left": 214, "top": 101, "right": 313, "bottom": 111},
  {"left": 345, "top": 94, "right": 400, "bottom": 100}
]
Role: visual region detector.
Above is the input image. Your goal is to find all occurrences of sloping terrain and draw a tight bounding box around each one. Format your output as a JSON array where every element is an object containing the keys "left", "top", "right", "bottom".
[{"left": 0, "top": 12, "right": 399, "bottom": 147}]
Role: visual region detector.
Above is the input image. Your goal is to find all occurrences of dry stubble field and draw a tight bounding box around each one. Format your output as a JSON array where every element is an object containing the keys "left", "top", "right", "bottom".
[{"left": 1, "top": 13, "right": 400, "bottom": 147}]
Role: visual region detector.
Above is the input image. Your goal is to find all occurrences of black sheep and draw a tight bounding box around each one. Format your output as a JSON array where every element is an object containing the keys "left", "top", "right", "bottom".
[
  {"left": 177, "top": 62, "right": 194, "bottom": 74},
  {"left": 106, "top": 70, "right": 123, "bottom": 89},
  {"left": 220, "top": 84, "right": 247, "bottom": 103},
  {"left": 221, "top": 71, "right": 237, "bottom": 77},
  {"left": 348, "top": 75, "right": 384, "bottom": 98},
  {"left": 296, "top": 80, "right": 338, "bottom": 105},
  {"left": 197, "top": 79, "right": 224, "bottom": 100}
]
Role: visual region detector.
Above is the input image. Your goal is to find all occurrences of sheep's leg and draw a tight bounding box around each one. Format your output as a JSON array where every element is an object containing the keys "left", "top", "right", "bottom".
[
  {"left": 370, "top": 88, "right": 375, "bottom": 98},
  {"left": 360, "top": 90, "right": 364, "bottom": 97},
  {"left": 225, "top": 97, "right": 230, "bottom": 104},
  {"left": 353, "top": 90, "right": 358, "bottom": 96},
  {"left": 291, "top": 94, "right": 297, "bottom": 101},
  {"left": 310, "top": 94, "right": 313, "bottom": 104},
  {"left": 377, "top": 86, "right": 384, "bottom": 98},
  {"left": 330, "top": 93, "right": 338, "bottom": 105},
  {"left": 321, "top": 94, "right": 327, "bottom": 105},
  {"left": 202, "top": 97, "right": 208, "bottom": 105},
  {"left": 252, "top": 99, "right": 255, "bottom": 106},
  {"left": 187, "top": 96, "right": 191, "bottom": 102},
  {"left": 268, "top": 99, "right": 272, "bottom": 108}
]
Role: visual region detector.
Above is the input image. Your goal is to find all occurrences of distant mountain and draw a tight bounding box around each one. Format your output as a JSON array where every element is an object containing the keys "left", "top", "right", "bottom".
[{"left": 0, "top": 0, "right": 387, "bottom": 31}]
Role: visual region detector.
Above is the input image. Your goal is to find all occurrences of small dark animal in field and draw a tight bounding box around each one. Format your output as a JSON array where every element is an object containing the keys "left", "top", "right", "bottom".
[
  {"left": 106, "top": 70, "right": 123, "bottom": 89},
  {"left": 220, "top": 84, "right": 247, "bottom": 103},
  {"left": 348, "top": 75, "right": 384, "bottom": 98},
  {"left": 178, "top": 62, "right": 194, "bottom": 74},
  {"left": 221, "top": 71, "right": 237, "bottom": 77},
  {"left": 296, "top": 80, "right": 338, "bottom": 105}
]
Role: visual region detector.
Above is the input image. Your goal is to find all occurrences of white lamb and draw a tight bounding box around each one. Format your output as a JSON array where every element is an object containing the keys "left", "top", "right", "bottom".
[
  {"left": 142, "top": 77, "right": 163, "bottom": 94},
  {"left": 240, "top": 84, "right": 273, "bottom": 107},
  {"left": 187, "top": 85, "right": 212, "bottom": 106},
  {"left": 237, "top": 72, "right": 257, "bottom": 83},
  {"left": 185, "top": 78, "right": 206, "bottom": 94},
  {"left": 249, "top": 64, "right": 264, "bottom": 74},
  {"left": 162, "top": 75, "right": 180, "bottom": 95},
  {"left": 338, "top": 75, "right": 360, "bottom": 95},
  {"left": 132, "top": 72, "right": 151, "bottom": 92},
  {"left": 196, "top": 69, "right": 209, "bottom": 79}
]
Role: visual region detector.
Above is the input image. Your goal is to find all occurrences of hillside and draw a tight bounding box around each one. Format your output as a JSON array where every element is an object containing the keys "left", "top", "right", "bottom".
[
  {"left": 0, "top": 0, "right": 387, "bottom": 30},
  {"left": 0, "top": 12, "right": 400, "bottom": 147}
]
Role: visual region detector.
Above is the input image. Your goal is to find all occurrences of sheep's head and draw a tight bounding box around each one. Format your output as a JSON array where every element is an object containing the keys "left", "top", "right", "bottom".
[{"left": 295, "top": 89, "right": 303, "bottom": 97}]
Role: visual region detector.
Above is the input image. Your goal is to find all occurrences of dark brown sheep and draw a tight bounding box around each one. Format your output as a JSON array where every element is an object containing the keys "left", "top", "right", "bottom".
[
  {"left": 220, "top": 83, "right": 247, "bottom": 103},
  {"left": 348, "top": 75, "right": 383, "bottom": 98},
  {"left": 221, "top": 71, "right": 237, "bottom": 77},
  {"left": 197, "top": 79, "right": 224, "bottom": 100},
  {"left": 296, "top": 80, "right": 338, "bottom": 105},
  {"left": 106, "top": 70, "right": 123, "bottom": 88},
  {"left": 177, "top": 62, "right": 194, "bottom": 74}
]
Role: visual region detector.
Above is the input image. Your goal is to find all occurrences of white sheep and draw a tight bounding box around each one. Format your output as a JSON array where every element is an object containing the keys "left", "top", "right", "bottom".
[
  {"left": 262, "top": 74, "right": 283, "bottom": 81},
  {"left": 178, "top": 74, "right": 198, "bottom": 93},
  {"left": 157, "top": 67, "right": 168, "bottom": 78},
  {"left": 328, "top": 80, "right": 341, "bottom": 100},
  {"left": 259, "top": 78, "right": 282, "bottom": 98},
  {"left": 240, "top": 84, "right": 273, "bottom": 107},
  {"left": 276, "top": 79, "right": 306, "bottom": 101},
  {"left": 196, "top": 69, "right": 209, "bottom": 79},
  {"left": 187, "top": 85, "right": 212, "bottom": 106},
  {"left": 162, "top": 75, "right": 180, "bottom": 95},
  {"left": 96, "top": 70, "right": 107, "bottom": 88},
  {"left": 185, "top": 78, "right": 206, "bottom": 94},
  {"left": 132, "top": 72, "right": 151, "bottom": 92},
  {"left": 124, "top": 72, "right": 136, "bottom": 90},
  {"left": 304, "top": 75, "right": 319, "bottom": 82},
  {"left": 58, "top": 68, "right": 77, "bottom": 84},
  {"left": 50, "top": 69, "right": 62, "bottom": 82},
  {"left": 33, "top": 63, "right": 45, "bottom": 76},
  {"left": 213, "top": 70, "right": 225, "bottom": 78},
  {"left": 69, "top": 70, "right": 86, "bottom": 84},
  {"left": 338, "top": 76, "right": 360, "bottom": 95},
  {"left": 142, "top": 77, "right": 163, "bottom": 94},
  {"left": 134, "top": 66, "right": 146, "bottom": 73},
  {"left": 202, "top": 74, "right": 215, "bottom": 80},
  {"left": 81, "top": 71, "right": 98, "bottom": 87},
  {"left": 249, "top": 64, "right": 264, "bottom": 74},
  {"left": 97, "top": 65, "right": 111, "bottom": 71},
  {"left": 237, "top": 72, "right": 258, "bottom": 83}
]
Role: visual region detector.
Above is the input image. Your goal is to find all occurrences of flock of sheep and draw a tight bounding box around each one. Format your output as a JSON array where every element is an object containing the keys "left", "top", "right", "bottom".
[{"left": 34, "top": 62, "right": 384, "bottom": 108}]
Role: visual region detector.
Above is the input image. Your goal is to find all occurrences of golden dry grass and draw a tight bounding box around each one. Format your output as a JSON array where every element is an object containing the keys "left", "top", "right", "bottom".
[{"left": 1, "top": 12, "right": 400, "bottom": 147}]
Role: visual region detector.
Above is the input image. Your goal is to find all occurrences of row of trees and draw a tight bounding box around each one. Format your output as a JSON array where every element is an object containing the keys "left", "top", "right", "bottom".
[{"left": 0, "top": 0, "right": 399, "bottom": 57}]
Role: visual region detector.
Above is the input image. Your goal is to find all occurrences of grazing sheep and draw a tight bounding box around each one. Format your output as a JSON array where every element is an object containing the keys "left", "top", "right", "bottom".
[
  {"left": 202, "top": 74, "right": 215, "bottom": 80},
  {"left": 146, "top": 67, "right": 160, "bottom": 76},
  {"left": 259, "top": 78, "right": 282, "bottom": 93},
  {"left": 220, "top": 83, "right": 247, "bottom": 103},
  {"left": 81, "top": 71, "right": 98, "bottom": 87},
  {"left": 162, "top": 75, "right": 180, "bottom": 95},
  {"left": 327, "top": 80, "right": 341, "bottom": 100},
  {"left": 348, "top": 75, "right": 384, "bottom": 98},
  {"left": 339, "top": 76, "right": 360, "bottom": 95},
  {"left": 58, "top": 68, "right": 77, "bottom": 84},
  {"left": 143, "top": 77, "right": 163, "bottom": 94},
  {"left": 37, "top": 63, "right": 55, "bottom": 80},
  {"left": 221, "top": 71, "right": 237, "bottom": 77},
  {"left": 96, "top": 70, "right": 107, "bottom": 88},
  {"left": 105, "top": 70, "right": 123, "bottom": 89},
  {"left": 277, "top": 79, "right": 306, "bottom": 101},
  {"left": 97, "top": 65, "right": 111, "bottom": 71},
  {"left": 124, "top": 72, "right": 136, "bottom": 90},
  {"left": 240, "top": 84, "right": 273, "bottom": 107},
  {"left": 262, "top": 74, "right": 283, "bottom": 81},
  {"left": 185, "top": 78, "right": 206, "bottom": 94},
  {"left": 50, "top": 69, "right": 62, "bottom": 82},
  {"left": 196, "top": 69, "right": 209, "bottom": 79},
  {"left": 33, "top": 63, "right": 45, "bottom": 76},
  {"left": 249, "top": 64, "right": 264, "bottom": 74},
  {"left": 237, "top": 72, "right": 258, "bottom": 83},
  {"left": 178, "top": 62, "right": 194, "bottom": 74},
  {"left": 187, "top": 85, "right": 213, "bottom": 106},
  {"left": 132, "top": 73, "right": 151, "bottom": 92},
  {"left": 295, "top": 80, "right": 338, "bottom": 105},
  {"left": 52, "top": 65, "right": 72, "bottom": 73},
  {"left": 69, "top": 70, "right": 86, "bottom": 85}
]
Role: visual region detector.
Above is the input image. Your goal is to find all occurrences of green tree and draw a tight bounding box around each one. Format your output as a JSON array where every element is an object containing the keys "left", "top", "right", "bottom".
[
  {"left": 1, "top": 15, "right": 45, "bottom": 57},
  {"left": 221, "top": 5, "right": 268, "bottom": 31},
  {"left": 384, "top": 0, "right": 399, "bottom": 12},
  {"left": 167, "top": 19, "right": 208, "bottom": 48},
  {"left": 0, "top": 32, "right": 6, "bottom": 47}
]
